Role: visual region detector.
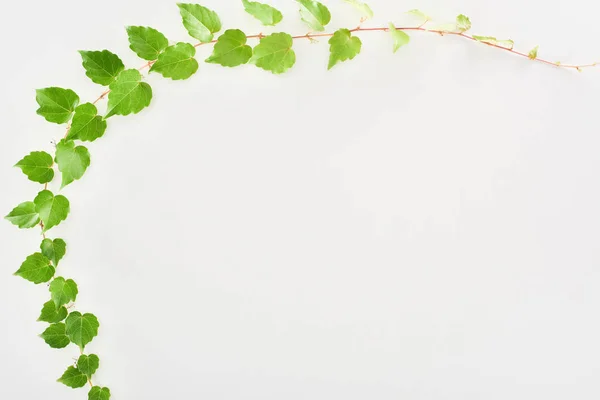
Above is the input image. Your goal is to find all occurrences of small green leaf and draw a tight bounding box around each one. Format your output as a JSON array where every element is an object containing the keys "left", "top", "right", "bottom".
[
  {"left": 89, "top": 386, "right": 111, "bottom": 400},
  {"left": 407, "top": 9, "right": 430, "bottom": 22},
  {"left": 328, "top": 28, "right": 362, "bottom": 70},
  {"left": 242, "top": 0, "right": 283, "bottom": 26},
  {"left": 58, "top": 366, "right": 88, "bottom": 388},
  {"left": 343, "top": 0, "right": 374, "bottom": 20},
  {"left": 35, "top": 87, "right": 80, "bottom": 124},
  {"left": 79, "top": 50, "right": 125, "bottom": 86},
  {"left": 65, "top": 311, "right": 100, "bottom": 349},
  {"left": 40, "top": 322, "right": 70, "bottom": 348},
  {"left": 177, "top": 3, "right": 222, "bottom": 42},
  {"left": 55, "top": 140, "right": 91, "bottom": 188},
  {"left": 34, "top": 190, "right": 70, "bottom": 232},
  {"left": 250, "top": 32, "right": 296, "bottom": 74},
  {"left": 78, "top": 354, "right": 100, "bottom": 379},
  {"left": 297, "top": 0, "right": 331, "bottom": 31},
  {"left": 49, "top": 277, "right": 78, "bottom": 308},
  {"left": 126, "top": 26, "right": 169, "bottom": 60},
  {"left": 66, "top": 103, "right": 107, "bottom": 142},
  {"left": 41, "top": 238, "right": 67, "bottom": 266},
  {"left": 150, "top": 42, "right": 199, "bottom": 80},
  {"left": 206, "top": 29, "right": 252, "bottom": 67},
  {"left": 5, "top": 202, "right": 40, "bottom": 229},
  {"left": 14, "top": 151, "right": 54, "bottom": 183},
  {"left": 14, "top": 253, "right": 55, "bottom": 284},
  {"left": 106, "top": 69, "right": 153, "bottom": 118},
  {"left": 38, "top": 300, "right": 68, "bottom": 323},
  {"left": 529, "top": 45, "right": 539, "bottom": 60},
  {"left": 388, "top": 23, "right": 410, "bottom": 53},
  {"left": 456, "top": 14, "right": 471, "bottom": 32},
  {"left": 472, "top": 35, "right": 514, "bottom": 49}
]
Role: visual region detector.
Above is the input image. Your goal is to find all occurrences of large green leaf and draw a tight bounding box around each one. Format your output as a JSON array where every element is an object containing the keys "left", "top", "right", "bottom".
[
  {"left": 5, "top": 201, "right": 40, "bottom": 229},
  {"left": 55, "top": 140, "right": 91, "bottom": 188},
  {"left": 41, "top": 238, "right": 67, "bottom": 266},
  {"left": 58, "top": 366, "right": 88, "bottom": 388},
  {"left": 65, "top": 311, "right": 100, "bottom": 349},
  {"left": 38, "top": 300, "right": 68, "bottom": 323},
  {"left": 79, "top": 50, "right": 125, "bottom": 86},
  {"left": 206, "top": 29, "right": 252, "bottom": 67},
  {"left": 177, "top": 3, "right": 222, "bottom": 42},
  {"left": 40, "top": 323, "right": 70, "bottom": 349},
  {"left": 49, "top": 277, "right": 78, "bottom": 308},
  {"left": 106, "top": 69, "right": 152, "bottom": 118},
  {"left": 126, "top": 26, "right": 169, "bottom": 60},
  {"left": 250, "top": 33, "right": 295, "bottom": 74},
  {"left": 35, "top": 87, "right": 80, "bottom": 124},
  {"left": 14, "top": 151, "right": 54, "bottom": 183},
  {"left": 328, "top": 29, "right": 362, "bottom": 70},
  {"left": 67, "top": 103, "right": 107, "bottom": 142},
  {"left": 297, "top": 0, "right": 331, "bottom": 31},
  {"left": 242, "top": 0, "right": 283, "bottom": 26},
  {"left": 34, "top": 190, "right": 70, "bottom": 231},
  {"left": 150, "top": 42, "right": 199, "bottom": 80},
  {"left": 14, "top": 253, "right": 55, "bottom": 284},
  {"left": 77, "top": 354, "right": 100, "bottom": 379},
  {"left": 89, "top": 387, "right": 111, "bottom": 400},
  {"left": 388, "top": 23, "right": 410, "bottom": 53}
]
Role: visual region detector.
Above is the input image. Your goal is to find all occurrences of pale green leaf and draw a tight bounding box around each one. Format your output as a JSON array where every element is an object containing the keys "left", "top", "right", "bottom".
[
  {"left": 5, "top": 202, "right": 40, "bottom": 229},
  {"left": 206, "top": 29, "right": 252, "bottom": 67},
  {"left": 472, "top": 35, "right": 514, "bottom": 49},
  {"left": 58, "top": 366, "right": 88, "bottom": 388},
  {"left": 328, "top": 28, "right": 362, "bottom": 70},
  {"left": 55, "top": 140, "right": 91, "bottom": 188},
  {"left": 14, "top": 253, "right": 55, "bottom": 284},
  {"left": 40, "top": 323, "right": 70, "bottom": 349},
  {"left": 41, "top": 238, "right": 67, "bottom": 266},
  {"left": 250, "top": 33, "right": 296, "bottom": 74},
  {"left": 35, "top": 87, "right": 79, "bottom": 124},
  {"left": 89, "top": 386, "right": 111, "bottom": 400},
  {"left": 79, "top": 50, "right": 125, "bottom": 86},
  {"left": 242, "top": 0, "right": 283, "bottom": 26},
  {"left": 126, "top": 26, "right": 169, "bottom": 60},
  {"left": 343, "top": 0, "right": 374, "bottom": 20},
  {"left": 78, "top": 354, "right": 100, "bottom": 379},
  {"left": 38, "top": 300, "right": 68, "bottom": 323},
  {"left": 34, "top": 190, "right": 70, "bottom": 232},
  {"left": 529, "top": 45, "right": 539, "bottom": 60},
  {"left": 388, "top": 23, "right": 410, "bottom": 53},
  {"left": 297, "top": 0, "right": 331, "bottom": 31},
  {"left": 150, "top": 42, "right": 199, "bottom": 80},
  {"left": 406, "top": 9, "right": 430, "bottom": 22},
  {"left": 456, "top": 14, "right": 471, "bottom": 32},
  {"left": 66, "top": 103, "right": 107, "bottom": 142},
  {"left": 177, "top": 3, "right": 221, "bottom": 42},
  {"left": 106, "top": 69, "right": 152, "bottom": 118},
  {"left": 65, "top": 311, "right": 100, "bottom": 349},
  {"left": 50, "top": 277, "right": 78, "bottom": 308},
  {"left": 14, "top": 151, "right": 54, "bottom": 183}
]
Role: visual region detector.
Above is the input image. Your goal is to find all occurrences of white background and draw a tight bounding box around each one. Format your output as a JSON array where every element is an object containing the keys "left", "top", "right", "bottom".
[{"left": 1, "top": 0, "right": 600, "bottom": 398}]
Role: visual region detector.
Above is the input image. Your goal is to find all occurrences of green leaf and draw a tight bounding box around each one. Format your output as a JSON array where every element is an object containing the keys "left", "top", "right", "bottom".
[
  {"left": 65, "top": 311, "right": 100, "bottom": 349},
  {"left": 250, "top": 32, "right": 296, "bottom": 74},
  {"left": 40, "top": 323, "right": 70, "bottom": 348},
  {"left": 58, "top": 366, "right": 88, "bottom": 388},
  {"left": 529, "top": 45, "right": 539, "bottom": 60},
  {"left": 297, "top": 0, "right": 331, "bottom": 31},
  {"left": 343, "top": 0, "right": 374, "bottom": 20},
  {"left": 5, "top": 201, "right": 40, "bottom": 228},
  {"left": 106, "top": 69, "right": 152, "bottom": 118},
  {"left": 49, "top": 277, "right": 78, "bottom": 308},
  {"left": 41, "top": 238, "right": 67, "bottom": 266},
  {"left": 34, "top": 190, "right": 70, "bottom": 231},
  {"left": 78, "top": 354, "right": 100, "bottom": 379},
  {"left": 79, "top": 50, "right": 125, "bottom": 86},
  {"left": 177, "top": 3, "right": 222, "bottom": 42},
  {"left": 472, "top": 35, "right": 515, "bottom": 49},
  {"left": 150, "top": 42, "right": 199, "bottom": 80},
  {"left": 126, "top": 26, "right": 169, "bottom": 60},
  {"left": 14, "top": 253, "right": 55, "bottom": 284},
  {"left": 89, "top": 386, "right": 111, "bottom": 400},
  {"left": 38, "top": 300, "right": 68, "bottom": 323},
  {"left": 388, "top": 23, "right": 410, "bottom": 53},
  {"left": 66, "top": 103, "right": 107, "bottom": 142},
  {"left": 407, "top": 9, "right": 430, "bottom": 22},
  {"left": 206, "top": 29, "right": 252, "bottom": 67},
  {"left": 35, "top": 87, "right": 80, "bottom": 124},
  {"left": 456, "top": 14, "right": 471, "bottom": 32},
  {"left": 14, "top": 151, "right": 54, "bottom": 183},
  {"left": 242, "top": 0, "right": 283, "bottom": 26},
  {"left": 55, "top": 140, "right": 91, "bottom": 188},
  {"left": 327, "top": 28, "right": 362, "bottom": 70}
]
